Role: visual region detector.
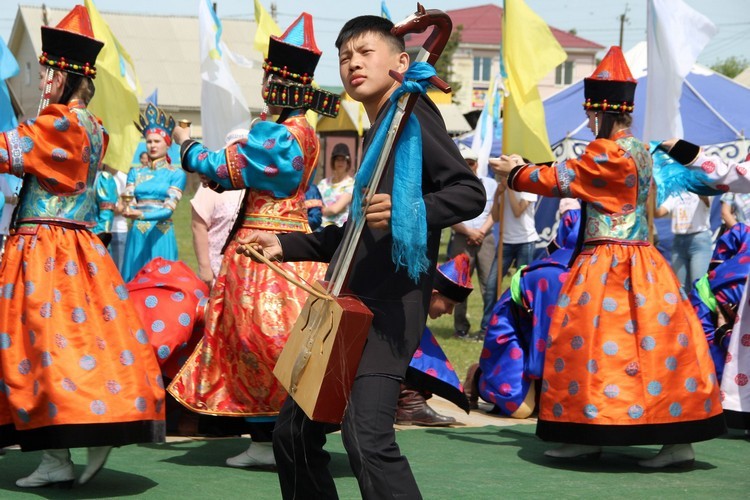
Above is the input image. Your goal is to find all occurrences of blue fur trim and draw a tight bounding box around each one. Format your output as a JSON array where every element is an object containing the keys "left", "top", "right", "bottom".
[{"left": 650, "top": 141, "right": 722, "bottom": 206}]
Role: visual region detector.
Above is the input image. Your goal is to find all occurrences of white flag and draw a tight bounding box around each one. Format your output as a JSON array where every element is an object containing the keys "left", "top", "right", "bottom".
[
  {"left": 199, "top": 0, "right": 251, "bottom": 150},
  {"left": 644, "top": 0, "right": 717, "bottom": 141}
]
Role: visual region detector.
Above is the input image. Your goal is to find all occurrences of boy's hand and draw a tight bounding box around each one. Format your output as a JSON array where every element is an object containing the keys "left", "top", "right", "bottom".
[
  {"left": 365, "top": 193, "right": 392, "bottom": 230},
  {"left": 236, "top": 232, "right": 283, "bottom": 261}
]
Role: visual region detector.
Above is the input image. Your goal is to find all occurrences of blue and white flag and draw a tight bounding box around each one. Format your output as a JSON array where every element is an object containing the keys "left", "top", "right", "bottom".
[
  {"left": 381, "top": 1, "right": 392, "bottom": 20},
  {"left": 199, "top": 0, "right": 251, "bottom": 150}
]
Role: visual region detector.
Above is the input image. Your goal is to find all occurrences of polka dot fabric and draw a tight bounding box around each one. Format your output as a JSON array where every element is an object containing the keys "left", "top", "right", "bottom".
[
  {"left": 125, "top": 258, "right": 208, "bottom": 379},
  {"left": 537, "top": 244, "right": 723, "bottom": 439},
  {"left": 0, "top": 226, "right": 165, "bottom": 450}
]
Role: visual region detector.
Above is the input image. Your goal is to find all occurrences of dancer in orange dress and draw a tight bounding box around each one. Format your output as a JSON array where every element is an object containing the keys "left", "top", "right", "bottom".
[
  {"left": 0, "top": 7, "right": 164, "bottom": 487},
  {"left": 168, "top": 13, "right": 337, "bottom": 468},
  {"left": 491, "top": 47, "right": 725, "bottom": 468}
]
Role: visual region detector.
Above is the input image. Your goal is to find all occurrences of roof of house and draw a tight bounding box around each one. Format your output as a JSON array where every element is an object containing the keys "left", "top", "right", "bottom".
[
  {"left": 405, "top": 4, "right": 603, "bottom": 51},
  {"left": 11, "top": 5, "right": 265, "bottom": 111}
]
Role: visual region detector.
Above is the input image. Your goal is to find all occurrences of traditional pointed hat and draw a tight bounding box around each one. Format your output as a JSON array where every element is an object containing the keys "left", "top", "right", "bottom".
[
  {"left": 262, "top": 12, "right": 339, "bottom": 117},
  {"left": 265, "top": 13, "right": 321, "bottom": 85},
  {"left": 39, "top": 5, "right": 104, "bottom": 78},
  {"left": 434, "top": 254, "right": 473, "bottom": 303},
  {"left": 583, "top": 46, "right": 636, "bottom": 114}
]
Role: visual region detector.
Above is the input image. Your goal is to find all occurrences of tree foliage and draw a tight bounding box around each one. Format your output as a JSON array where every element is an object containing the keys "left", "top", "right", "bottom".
[
  {"left": 710, "top": 56, "right": 749, "bottom": 79},
  {"left": 434, "top": 25, "right": 463, "bottom": 102}
]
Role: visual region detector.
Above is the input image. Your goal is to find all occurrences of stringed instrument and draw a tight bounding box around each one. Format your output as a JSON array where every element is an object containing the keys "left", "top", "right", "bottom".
[{"left": 270, "top": 3, "right": 454, "bottom": 424}]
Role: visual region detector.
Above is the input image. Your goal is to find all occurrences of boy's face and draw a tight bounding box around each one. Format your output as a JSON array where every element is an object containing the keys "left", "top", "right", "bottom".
[
  {"left": 428, "top": 290, "right": 459, "bottom": 319},
  {"left": 338, "top": 32, "right": 408, "bottom": 107}
]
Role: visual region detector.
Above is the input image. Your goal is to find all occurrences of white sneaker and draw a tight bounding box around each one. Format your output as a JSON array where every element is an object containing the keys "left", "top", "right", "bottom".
[
  {"left": 544, "top": 443, "right": 602, "bottom": 458},
  {"left": 225, "top": 442, "right": 276, "bottom": 468},
  {"left": 638, "top": 444, "right": 695, "bottom": 469},
  {"left": 16, "top": 449, "right": 75, "bottom": 488}
]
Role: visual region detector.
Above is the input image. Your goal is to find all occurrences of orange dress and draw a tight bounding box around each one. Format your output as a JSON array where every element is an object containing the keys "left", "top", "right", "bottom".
[
  {"left": 168, "top": 112, "right": 326, "bottom": 417},
  {"left": 508, "top": 130, "right": 725, "bottom": 445},
  {"left": 0, "top": 101, "right": 165, "bottom": 451}
]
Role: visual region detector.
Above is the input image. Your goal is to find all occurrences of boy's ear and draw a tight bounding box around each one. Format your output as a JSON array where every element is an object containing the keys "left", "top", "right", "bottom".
[{"left": 398, "top": 51, "right": 409, "bottom": 72}]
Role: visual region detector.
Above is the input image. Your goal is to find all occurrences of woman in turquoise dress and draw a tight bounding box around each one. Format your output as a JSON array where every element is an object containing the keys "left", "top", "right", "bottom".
[{"left": 121, "top": 104, "right": 187, "bottom": 281}]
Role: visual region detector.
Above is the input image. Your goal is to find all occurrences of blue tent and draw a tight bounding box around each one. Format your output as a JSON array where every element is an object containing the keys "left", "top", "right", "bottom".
[
  {"left": 461, "top": 40, "right": 750, "bottom": 157},
  {"left": 459, "top": 44, "right": 750, "bottom": 261}
]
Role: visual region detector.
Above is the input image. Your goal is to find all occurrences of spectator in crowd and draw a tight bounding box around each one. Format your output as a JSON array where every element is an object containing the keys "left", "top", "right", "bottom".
[
  {"left": 318, "top": 143, "right": 355, "bottom": 227},
  {"left": 449, "top": 144, "right": 497, "bottom": 339},
  {"left": 480, "top": 174, "right": 539, "bottom": 337},
  {"left": 656, "top": 192, "right": 712, "bottom": 292},
  {"left": 190, "top": 129, "right": 248, "bottom": 288}
]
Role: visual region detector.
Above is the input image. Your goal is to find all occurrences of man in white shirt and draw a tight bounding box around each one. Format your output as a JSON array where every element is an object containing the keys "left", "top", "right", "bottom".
[
  {"left": 480, "top": 177, "right": 539, "bottom": 335},
  {"left": 656, "top": 192, "right": 713, "bottom": 293},
  {"left": 449, "top": 145, "right": 498, "bottom": 338}
]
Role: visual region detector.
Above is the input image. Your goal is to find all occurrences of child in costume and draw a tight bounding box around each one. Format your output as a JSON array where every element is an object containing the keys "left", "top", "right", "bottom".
[
  {"left": 169, "top": 13, "right": 337, "bottom": 468},
  {"left": 491, "top": 47, "right": 725, "bottom": 467},
  {"left": 0, "top": 6, "right": 165, "bottom": 487}
]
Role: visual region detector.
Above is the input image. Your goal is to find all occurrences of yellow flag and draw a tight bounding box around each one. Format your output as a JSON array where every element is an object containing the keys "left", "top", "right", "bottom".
[
  {"left": 85, "top": 0, "right": 141, "bottom": 172},
  {"left": 254, "top": 0, "right": 281, "bottom": 57},
  {"left": 502, "top": 0, "right": 566, "bottom": 163}
]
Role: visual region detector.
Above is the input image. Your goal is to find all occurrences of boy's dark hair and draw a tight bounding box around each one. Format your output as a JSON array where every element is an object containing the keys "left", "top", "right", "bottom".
[{"left": 335, "top": 15, "right": 405, "bottom": 53}]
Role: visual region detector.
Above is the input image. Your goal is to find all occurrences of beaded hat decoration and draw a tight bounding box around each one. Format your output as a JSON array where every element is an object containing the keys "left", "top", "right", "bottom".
[
  {"left": 434, "top": 253, "right": 473, "bottom": 303},
  {"left": 39, "top": 5, "right": 104, "bottom": 78},
  {"left": 261, "top": 12, "right": 340, "bottom": 117},
  {"left": 135, "top": 103, "right": 176, "bottom": 145},
  {"left": 583, "top": 46, "right": 637, "bottom": 114}
]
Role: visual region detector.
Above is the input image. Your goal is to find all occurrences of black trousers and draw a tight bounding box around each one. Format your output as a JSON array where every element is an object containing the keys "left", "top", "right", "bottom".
[{"left": 273, "top": 375, "right": 422, "bottom": 499}]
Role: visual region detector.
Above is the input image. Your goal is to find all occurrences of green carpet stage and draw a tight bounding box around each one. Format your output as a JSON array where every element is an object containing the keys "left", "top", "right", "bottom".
[{"left": 1, "top": 425, "right": 747, "bottom": 498}]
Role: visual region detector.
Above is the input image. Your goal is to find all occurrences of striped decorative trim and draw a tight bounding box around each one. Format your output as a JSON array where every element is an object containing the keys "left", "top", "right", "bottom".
[
  {"left": 226, "top": 145, "right": 245, "bottom": 189},
  {"left": 556, "top": 162, "right": 573, "bottom": 197},
  {"left": 242, "top": 214, "right": 308, "bottom": 233},
  {"left": 4, "top": 130, "right": 24, "bottom": 177},
  {"left": 99, "top": 202, "right": 116, "bottom": 210}
]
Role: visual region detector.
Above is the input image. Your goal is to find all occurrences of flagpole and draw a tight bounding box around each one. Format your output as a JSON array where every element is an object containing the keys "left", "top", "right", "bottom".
[{"left": 496, "top": 191, "right": 505, "bottom": 297}]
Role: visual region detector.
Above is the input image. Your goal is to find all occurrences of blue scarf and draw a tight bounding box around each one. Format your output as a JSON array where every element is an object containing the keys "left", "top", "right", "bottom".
[
  {"left": 650, "top": 141, "right": 721, "bottom": 205},
  {"left": 351, "top": 62, "right": 436, "bottom": 282}
]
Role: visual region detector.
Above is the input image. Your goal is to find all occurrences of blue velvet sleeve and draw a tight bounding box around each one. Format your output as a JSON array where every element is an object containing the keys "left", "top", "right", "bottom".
[
  {"left": 305, "top": 183, "right": 323, "bottom": 231},
  {"left": 93, "top": 173, "right": 117, "bottom": 233},
  {"left": 183, "top": 120, "right": 304, "bottom": 197}
]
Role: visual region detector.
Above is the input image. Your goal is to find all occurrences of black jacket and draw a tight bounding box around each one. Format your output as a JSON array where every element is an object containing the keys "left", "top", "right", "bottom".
[{"left": 279, "top": 96, "right": 486, "bottom": 377}]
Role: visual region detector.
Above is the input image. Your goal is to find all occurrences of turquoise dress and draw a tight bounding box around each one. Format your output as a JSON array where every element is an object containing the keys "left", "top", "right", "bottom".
[{"left": 121, "top": 157, "right": 186, "bottom": 281}]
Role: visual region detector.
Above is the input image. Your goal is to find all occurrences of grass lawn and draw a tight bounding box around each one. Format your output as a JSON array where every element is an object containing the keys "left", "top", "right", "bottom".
[{"left": 171, "top": 184, "right": 506, "bottom": 382}]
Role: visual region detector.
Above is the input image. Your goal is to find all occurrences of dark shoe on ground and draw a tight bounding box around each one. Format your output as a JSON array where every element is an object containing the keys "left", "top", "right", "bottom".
[
  {"left": 453, "top": 330, "right": 469, "bottom": 339},
  {"left": 396, "top": 389, "right": 457, "bottom": 426}
]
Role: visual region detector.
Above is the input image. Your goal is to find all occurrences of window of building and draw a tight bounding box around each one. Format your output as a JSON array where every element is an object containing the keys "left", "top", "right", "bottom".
[
  {"left": 555, "top": 61, "right": 574, "bottom": 86},
  {"left": 25, "top": 62, "right": 31, "bottom": 86},
  {"left": 473, "top": 57, "right": 492, "bottom": 82}
]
